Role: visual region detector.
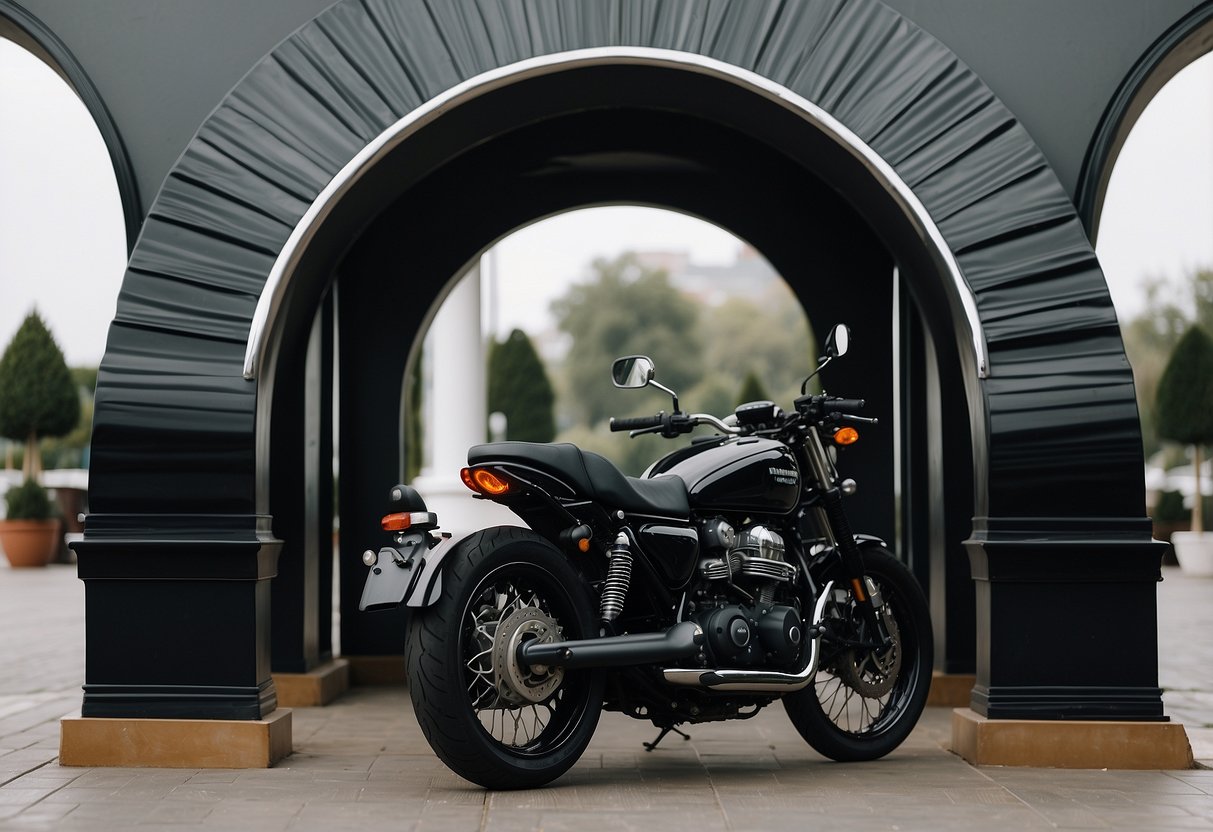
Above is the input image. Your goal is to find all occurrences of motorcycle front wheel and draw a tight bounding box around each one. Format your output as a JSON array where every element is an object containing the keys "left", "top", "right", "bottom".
[
  {"left": 405, "top": 526, "right": 604, "bottom": 789},
  {"left": 783, "top": 546, "right": 933, "bottom": 761}
]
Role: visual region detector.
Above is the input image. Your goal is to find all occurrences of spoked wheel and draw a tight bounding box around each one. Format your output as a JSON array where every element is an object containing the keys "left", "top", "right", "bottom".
[
  {"left": 783, "top": 546, "right": 932, "bottom": 761},
  {"left": 406, "top": 526, "right": 603, "bottom": 789}
]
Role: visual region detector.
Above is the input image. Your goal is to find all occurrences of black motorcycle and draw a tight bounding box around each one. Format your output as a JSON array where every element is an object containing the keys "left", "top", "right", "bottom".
[{"left": 359, "top": 324, "right": 932, "bottom": 789}]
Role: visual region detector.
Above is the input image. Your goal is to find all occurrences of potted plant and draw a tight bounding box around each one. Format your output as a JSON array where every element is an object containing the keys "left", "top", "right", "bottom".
[
  {"left": 1157, "top": 325, "right": 1213, "bottom": 575},
  {"left": 0, "top": 479, "right": 59, "bottom": 567},
  {"left": 0, "top": 312, "right": 79, "bottom": 568}
]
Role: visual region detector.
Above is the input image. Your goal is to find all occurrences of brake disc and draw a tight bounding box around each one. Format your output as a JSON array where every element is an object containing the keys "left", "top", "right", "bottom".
[
  {"left": 491, "top": 606, "right": 565, "bottom": 705},
  {"left": 835, "top": 607, "right": 901, "bottom": 698}
]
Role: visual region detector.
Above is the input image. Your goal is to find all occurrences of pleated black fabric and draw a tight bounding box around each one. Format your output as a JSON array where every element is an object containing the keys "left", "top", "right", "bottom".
[{"left": 91, "top": 0, "right": 1142, "bottom": 519}]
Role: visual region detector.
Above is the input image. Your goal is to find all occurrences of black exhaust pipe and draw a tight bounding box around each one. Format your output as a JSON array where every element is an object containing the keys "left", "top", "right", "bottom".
[{"left": 517, "top": 621, "right": 703, "bottom": 670}]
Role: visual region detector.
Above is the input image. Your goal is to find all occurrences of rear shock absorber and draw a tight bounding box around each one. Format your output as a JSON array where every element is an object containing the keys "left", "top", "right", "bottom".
[{"left": 599, "top": 532, "right": 633, "bottom": 622}]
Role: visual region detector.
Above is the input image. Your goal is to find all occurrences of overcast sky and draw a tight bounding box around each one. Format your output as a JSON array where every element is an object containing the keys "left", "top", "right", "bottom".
[{"left": 1, "top": 38, "right": 1210, "bottom": 366}]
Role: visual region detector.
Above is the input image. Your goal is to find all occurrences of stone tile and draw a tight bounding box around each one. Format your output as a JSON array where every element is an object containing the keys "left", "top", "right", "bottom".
[
  {"left": 10, "top": 551, "right": 1213, "bottom": 832},
  {"left": 4, "top": 800, "right": 79, "bottom": 825}
]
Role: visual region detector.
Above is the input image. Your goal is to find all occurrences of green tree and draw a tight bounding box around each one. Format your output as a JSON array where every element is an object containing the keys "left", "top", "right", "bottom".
[
  {"left": 42, "top": 365, "right": 99, "bottom": 470},
  {"left": 551, "top": 253, "right": 703, "bottom": 426},
  {"left": 696, "top": 291, "right": 815, "bottom": 407},
  {"left": 736, "top": 372, "right": 769, "bottom": 406},
  {"left": 0, "top": 312, "right": 79, "bottom": 479},
  {"left": 1121, "top": 269, "right": 1213, "bottom": 459},
  {"left": 1155, "top": 325, "right": 1213, "bottom": 532},
  {"left": 488, "top": 329, "right": 556, "bottom": 443}
]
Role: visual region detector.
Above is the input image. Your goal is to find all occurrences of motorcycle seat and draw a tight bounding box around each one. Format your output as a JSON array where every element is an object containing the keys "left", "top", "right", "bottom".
[{"left": 467, "top": 442, "right": 690, "bottom": 519}]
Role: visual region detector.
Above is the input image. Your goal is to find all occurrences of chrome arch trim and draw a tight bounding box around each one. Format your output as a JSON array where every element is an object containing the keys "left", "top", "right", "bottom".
[{"left": 242, "top": 47, "right": 988, "bottom": 380}]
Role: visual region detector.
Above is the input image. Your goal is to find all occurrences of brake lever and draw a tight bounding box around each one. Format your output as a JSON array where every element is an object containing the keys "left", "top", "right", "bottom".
[
  {"left": 829, "top": 413, "right": 879, "bottom": 426},
  {"left": 629, "top": 425, "right": 665, "bottom": 438}
]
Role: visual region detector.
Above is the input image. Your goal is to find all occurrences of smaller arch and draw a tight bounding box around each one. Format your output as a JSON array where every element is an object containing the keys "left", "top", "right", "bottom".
[
  {"left": 0, "top": 0, "right": 142, "bottom": 251},
  {"left": 1077, "top": 1, "right": 1213, "bottom": 239}
]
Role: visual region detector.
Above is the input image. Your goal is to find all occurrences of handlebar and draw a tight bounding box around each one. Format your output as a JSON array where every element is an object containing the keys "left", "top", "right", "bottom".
[
  {"left": 609, "top": 415, "right": 665, "bottom": 432},
  {"left": 610, "top": 412, "right": 742, "bottom": 438},
  {"left": 827, "top": 397, "right": 865, "bottom": 413}
]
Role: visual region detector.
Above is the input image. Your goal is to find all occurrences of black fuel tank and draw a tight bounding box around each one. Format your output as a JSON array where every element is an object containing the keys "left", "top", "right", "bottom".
[{"left": 652, "top": 437, "right": 800, "bottom": 515}]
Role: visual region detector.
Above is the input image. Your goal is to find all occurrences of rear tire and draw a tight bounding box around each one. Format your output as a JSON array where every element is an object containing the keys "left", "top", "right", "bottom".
[
  {"left": 406, "top": 526, "right": 603, "bottom": 789},
  {"left": 783, "top": 546, "right": 932, "bottom": 761}
]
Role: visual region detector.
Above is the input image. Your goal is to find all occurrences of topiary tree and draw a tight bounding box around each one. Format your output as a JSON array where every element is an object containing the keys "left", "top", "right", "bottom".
[
  {"left": 487, "top": 329, "right": 556, "bottom": 443},
  {"left": 736, "top": 371, "right": 770, "bottom": 406},
  {"left": 1156, "top": 325, "right": 1213, "bottom": 533},
  {"left": 0, "top": 311, "right": 79, "bottom": 480}
]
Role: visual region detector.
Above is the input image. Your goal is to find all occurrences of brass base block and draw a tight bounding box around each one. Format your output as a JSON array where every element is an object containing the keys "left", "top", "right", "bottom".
[
  {"left": 60, "top": 708, "right": 292, "bottom": 768},
  {"left": 927, "top": 672, "right": 976, "bottom": 708},
  {"left": 273, "top": 658, "right": 350, "bottom": 707},
  {"left": 951, "top": 707, "right": 1194, "bottom": 769},
  {"left": 344, "top": 654, "right": 406, "bottom": 686}
]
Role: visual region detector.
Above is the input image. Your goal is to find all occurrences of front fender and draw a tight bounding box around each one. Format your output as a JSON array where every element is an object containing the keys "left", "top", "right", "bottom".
[{"left": 358, "top": 530, "right": 472, "bottom": 611}]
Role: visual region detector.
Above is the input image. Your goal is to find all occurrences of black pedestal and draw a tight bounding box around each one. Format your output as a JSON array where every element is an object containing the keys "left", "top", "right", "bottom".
[
  {"left": 965, "top": 516, "right": 1168, "bottom": 721},
  {"left": 72, "top": 513, "right": 281, "bottom": 720}
]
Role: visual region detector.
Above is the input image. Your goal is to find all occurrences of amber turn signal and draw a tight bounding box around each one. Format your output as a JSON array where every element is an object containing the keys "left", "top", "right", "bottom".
[
  {"left": 834, "top": 426, "right": 860, "bottom": 445},
  {"left": 381, "top": 512, "right": 412, "bottom": 531},
  {"left": 460, "top": 467, "right": 510, "bottom": 496}
]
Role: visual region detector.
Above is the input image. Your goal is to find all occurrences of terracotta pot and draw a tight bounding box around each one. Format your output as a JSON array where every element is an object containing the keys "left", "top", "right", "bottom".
[
  {"left": 1171, "top": 531, "right": 1213, "bottom": 577},
  {"left": 0, "top": 520, "right": 60, "bottom": 568}
]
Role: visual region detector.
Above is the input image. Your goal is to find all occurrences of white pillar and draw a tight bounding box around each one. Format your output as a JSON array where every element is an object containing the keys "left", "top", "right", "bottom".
[{"left": 412, "top": 261, "right": 519, "bottom": 533}]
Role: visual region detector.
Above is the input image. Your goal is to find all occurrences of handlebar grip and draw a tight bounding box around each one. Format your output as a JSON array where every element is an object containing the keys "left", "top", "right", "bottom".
[
  {"left": 827, "top": 397, "right": 865, "bottom": 413},
  {"left": 610, "top": 415, "right": 664, "bottom": 432}
]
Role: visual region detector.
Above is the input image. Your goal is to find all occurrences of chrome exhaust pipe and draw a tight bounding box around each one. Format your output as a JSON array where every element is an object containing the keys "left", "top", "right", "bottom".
[
  {"left": 663, "top": 581, "right": 834, "bottom": 693},
  {"left": 518, "top": 620, "right": 703, "bottom": 670}
]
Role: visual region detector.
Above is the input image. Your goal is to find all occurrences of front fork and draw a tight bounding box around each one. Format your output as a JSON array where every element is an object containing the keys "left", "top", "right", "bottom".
[{"left": 800, "top": 432, "right": 892, "bottom": 648}]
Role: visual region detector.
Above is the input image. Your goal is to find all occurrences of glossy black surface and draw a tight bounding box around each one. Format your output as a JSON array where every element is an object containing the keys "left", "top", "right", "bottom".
[
  {"left": 661, "top": 438, "right": 800, "bottom": 517},
  {"left": 637, "top": 524, "right": 699, "bottom": 586}
]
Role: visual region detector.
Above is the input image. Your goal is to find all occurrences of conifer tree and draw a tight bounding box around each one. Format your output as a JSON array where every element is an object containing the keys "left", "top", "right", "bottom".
[
  {"left": 1156, "top": 325, "right": 1213, "bottom": 532},
  {"left": 0, "top": 312, "right": 80, "bottom": 479},
  {"left": 487, "top": 329, "right": 556, "bottom": 443},
  {"left": 737, "top": 371, "right": 770, "bottom": 406}
]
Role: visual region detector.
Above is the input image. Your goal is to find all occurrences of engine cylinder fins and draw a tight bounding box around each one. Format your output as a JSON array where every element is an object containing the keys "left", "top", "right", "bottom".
[
  {"left": 698, "top": 557, "right": 732, "bottom": 581},
  {"left": 735, "top": 554, "right": 797, "bottom": 582}
]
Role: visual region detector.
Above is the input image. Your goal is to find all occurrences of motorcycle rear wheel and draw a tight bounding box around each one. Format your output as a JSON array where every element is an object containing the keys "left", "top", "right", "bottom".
[
  {"left": 783, "top": 546, "right": 933, "bottom": 761},
  {"left": 405, "top": 526, "right": 604, "bottom": 789}
]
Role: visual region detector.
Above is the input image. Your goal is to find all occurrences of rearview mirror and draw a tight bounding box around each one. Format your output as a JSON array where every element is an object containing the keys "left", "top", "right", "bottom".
[
  {"left": 824, "top": 324, "right": 850, "bottom": 358},
  {"left": 611, "top": 355, "right": 655, "bottom": 389}
]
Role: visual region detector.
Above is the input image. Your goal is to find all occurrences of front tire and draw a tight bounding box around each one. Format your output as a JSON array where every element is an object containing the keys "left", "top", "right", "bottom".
[
  {"left": 406, "top": 526, "right": 604, "bottom": 789},
  {"left": 783, "top": 546, "right": 932, "bottom": 761}
]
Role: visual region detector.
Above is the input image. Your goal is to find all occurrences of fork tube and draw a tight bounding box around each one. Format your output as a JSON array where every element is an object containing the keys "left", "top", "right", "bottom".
[{"left": 803, "top": 430, "right": 884, "bottom": 632}]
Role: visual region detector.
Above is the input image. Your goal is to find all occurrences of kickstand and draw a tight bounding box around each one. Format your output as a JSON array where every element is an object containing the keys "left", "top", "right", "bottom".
[{"left": 643, "top": 725, "right": 691, "bottom": 752}]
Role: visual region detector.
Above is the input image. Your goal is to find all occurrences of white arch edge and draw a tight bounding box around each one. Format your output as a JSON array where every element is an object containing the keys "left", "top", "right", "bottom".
[{"left": 241, "top": 46, "right": 988, "bottom": 380}]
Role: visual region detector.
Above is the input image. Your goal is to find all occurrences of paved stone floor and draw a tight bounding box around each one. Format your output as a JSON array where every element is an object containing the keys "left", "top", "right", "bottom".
[{"left": 3, "top": 563, "right": 1213, "bottom": 830}]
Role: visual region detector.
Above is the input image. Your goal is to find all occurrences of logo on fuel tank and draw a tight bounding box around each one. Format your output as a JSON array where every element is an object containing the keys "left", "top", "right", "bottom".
[{"left": 768, "top": 466, "right": 798, "bottom": 486}]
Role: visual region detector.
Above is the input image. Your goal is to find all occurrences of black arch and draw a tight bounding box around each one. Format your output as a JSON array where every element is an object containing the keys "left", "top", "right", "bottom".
[
  {"left": 77, "top": 0, "right": 1164, "bottom": 724},
  {"left": 91, "top": 0, "right": 1143, "bottom": 520},
  {"left": 1076, "top": 0, "right": 1213, "bottom": 237},
  {"left": 0, "top": 0, "right": 142, "bottom": 251}
]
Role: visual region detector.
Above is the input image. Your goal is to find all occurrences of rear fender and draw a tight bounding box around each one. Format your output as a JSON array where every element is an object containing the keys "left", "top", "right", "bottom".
[{"left": 359, "top": 531, "right": 470, "bottom": 611}]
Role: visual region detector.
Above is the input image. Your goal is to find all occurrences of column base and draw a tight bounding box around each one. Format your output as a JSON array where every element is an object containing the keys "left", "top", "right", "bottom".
[
  {"left": 272, "top": 659, "right": 350, "bottom": 707},
  {"left": 951, "top": 708, "right": 1193, "bottom": 769},
  {"left": 927, "top": 672, "right": 976, "bottom": 708},
  {"left": 344, "top": 655, "right": 407, "bottom": 685},
  {"left": 60, "top": 708, "right": 292, "bottom": 768}
]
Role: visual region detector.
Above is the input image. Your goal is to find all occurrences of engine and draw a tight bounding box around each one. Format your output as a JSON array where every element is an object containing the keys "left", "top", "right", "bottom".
[{"left": 694, "top": 521, "right": 803, "bottom": 667}]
